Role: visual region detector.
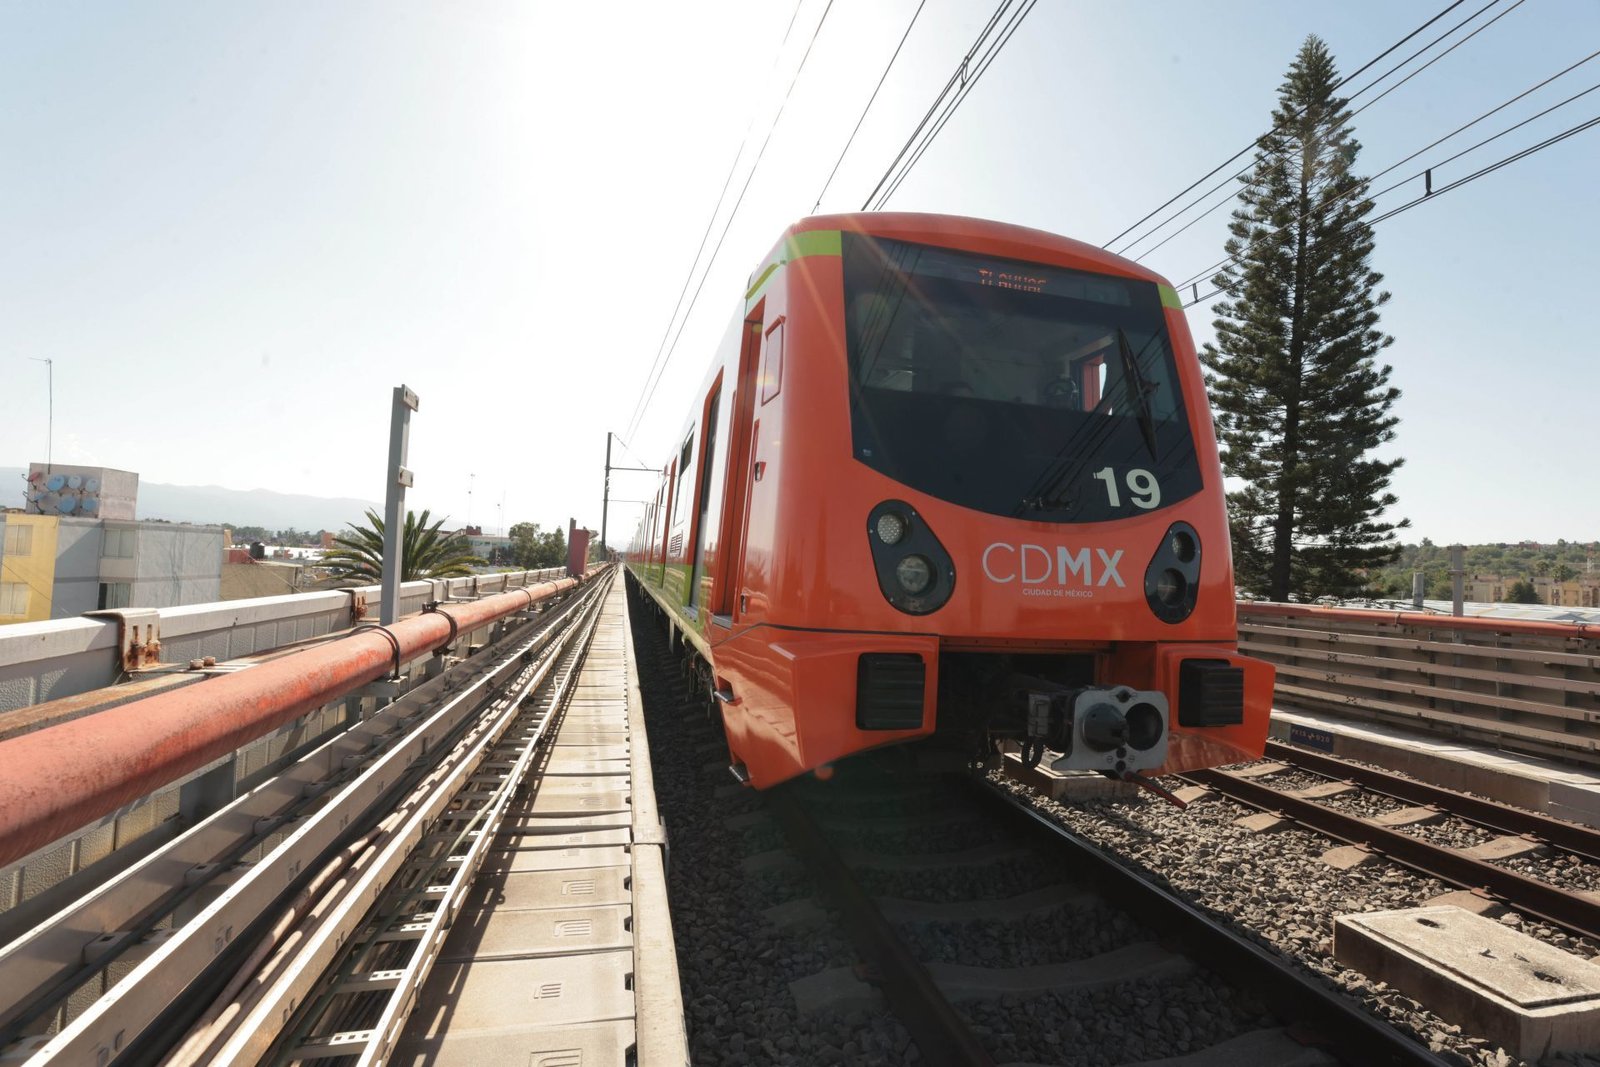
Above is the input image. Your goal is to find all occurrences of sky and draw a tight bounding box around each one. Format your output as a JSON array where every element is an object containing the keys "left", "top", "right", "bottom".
[{"left": 2, "top": 0, "right": 1596, "bottom": 546}]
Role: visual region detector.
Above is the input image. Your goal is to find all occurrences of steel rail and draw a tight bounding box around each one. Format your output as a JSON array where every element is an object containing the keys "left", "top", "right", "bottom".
[
  {"left": 21, "top": 578, "right": 607, "bottom": 1066},
  {"left": 1180, "top": 767, "right": 1600, "bottom": 943},
  {"left": 264, "top": 582, "right": 606, "bottom": 1067},
  {"left": 974, "top": 778, "right": 1448, "bottom": 1067},
  {"left": 764, "top": 785, "right": 998, "bottom": 1067},
  {"left": 1265, "top": 739, "right": 1600, "bottom": 864},
  {"left": 0, "top": 569, "right": 602, "bottom": 868},
  {"left": 0, "top": 592, "right": 590, "bottom": 1042}
]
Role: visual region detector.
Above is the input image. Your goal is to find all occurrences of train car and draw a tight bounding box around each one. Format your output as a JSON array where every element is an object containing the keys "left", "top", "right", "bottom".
[{"left": 626, "top": 212, "right": 1273, "bottom": 792}]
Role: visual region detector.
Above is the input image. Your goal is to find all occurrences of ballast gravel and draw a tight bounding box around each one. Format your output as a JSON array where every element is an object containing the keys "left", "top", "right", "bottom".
[
  {"left": 993, "top": 769, "right": 1600, "bottom": 1067},
  {"left": 631, "top": 628, "right": 912, "bottom": 1067},
  {"left": 898, "top": 902, "right": 1151, "bottom": 968}
]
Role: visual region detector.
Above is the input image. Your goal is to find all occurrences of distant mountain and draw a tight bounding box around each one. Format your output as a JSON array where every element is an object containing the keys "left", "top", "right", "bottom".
[{"left": 0, "top": 467, "right": 378, "bottom": 532}]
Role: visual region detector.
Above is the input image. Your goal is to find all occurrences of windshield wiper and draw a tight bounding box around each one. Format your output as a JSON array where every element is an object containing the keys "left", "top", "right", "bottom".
[{"left": 1117, "top": 327, "right": 1160, "bottom": 462}]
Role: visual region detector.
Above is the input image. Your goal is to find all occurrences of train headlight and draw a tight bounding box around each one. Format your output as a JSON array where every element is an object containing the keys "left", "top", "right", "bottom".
[
  {"left": 875, "top": 512, "right": 908, "bottom": 545},
  {"left": 895, "top": 555, "right": 933, "bottom": 595},
  {"left": 866, "top": 500, "right": 955, "bottom": 616},
  {"left": 1153, "top": 568, "right": 1187, "bottom": 605},
  {"left": 1145, "top": 522, "right": 1201, "bottom": 624}
]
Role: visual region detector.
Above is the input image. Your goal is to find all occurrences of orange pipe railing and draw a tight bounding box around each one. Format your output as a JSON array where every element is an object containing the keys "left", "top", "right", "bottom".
[{"left": 0, "top": 571, "right": 599, "bottom": 868}]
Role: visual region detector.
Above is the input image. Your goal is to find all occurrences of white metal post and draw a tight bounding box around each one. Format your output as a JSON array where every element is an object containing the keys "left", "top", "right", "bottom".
[{"left": 381, "top": 386, "right": 419, "bottom": 625}]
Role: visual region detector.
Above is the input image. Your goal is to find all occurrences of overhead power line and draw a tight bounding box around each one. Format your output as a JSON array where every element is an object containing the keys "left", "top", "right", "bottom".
[
  {"left": 856, "top": 0, "right": 1032, "bottom": 211},
  {"left": 1171, "top": 52, "right": 1600, "bottom": 293},
  {"left": 625, "top": 0, "right": 837, "bottom": 442},
  {"left": 620, "top": 0, "right": 809, "bottom": 443},
  {"left": 1100, "top": 0, "right": 1480, "bottom": 252},
  {"left": 1117, "top": 0, "right": 1518, "bottom": 258},
  {"left": 1182, "top": 110, "right": 1600, "bottom": 309},
  {"left": 1124, "top": 0, "right": 1536, "bottom": 265},
  {"left": 871, "top": 0, "right": 1042, "bottom": 209},
  {"left": 1345, "top": 0, "right": 1529, "bottom": 122},
  {"left": 813, "top": 0, "right": 929, "bottom": 212}
]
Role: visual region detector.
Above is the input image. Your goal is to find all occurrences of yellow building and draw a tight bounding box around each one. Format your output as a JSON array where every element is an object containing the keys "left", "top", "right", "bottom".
[
  {"left": 0, "top": 513, "right": 61, "bottom": 623},
  {"left": 1535, "top": 575, "right": 1600, "bottom": 608},
  {"left": 1466, "top": 571, "right": 1600, "bottom": 608}
]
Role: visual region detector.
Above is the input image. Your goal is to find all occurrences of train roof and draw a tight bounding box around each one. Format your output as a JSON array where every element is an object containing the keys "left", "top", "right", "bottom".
[{"left": 756, "top": 212, "right": 1174, "bottom": 292}]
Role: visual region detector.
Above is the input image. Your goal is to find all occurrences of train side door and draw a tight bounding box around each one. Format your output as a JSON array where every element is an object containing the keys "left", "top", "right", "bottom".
[
  {"left": 688, "top": 379, "right": 722, "bottom": 610},
  {"left": 710, "top": 313, "right": 765, "bottom": 621},
  {"left": 657, "top": 458, "right": 676, "bottom": 587}
]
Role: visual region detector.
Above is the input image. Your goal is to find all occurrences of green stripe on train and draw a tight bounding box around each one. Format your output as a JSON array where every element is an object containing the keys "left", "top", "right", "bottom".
[{"left": 746, "top": 230, "right": 843, "bottom": 304}]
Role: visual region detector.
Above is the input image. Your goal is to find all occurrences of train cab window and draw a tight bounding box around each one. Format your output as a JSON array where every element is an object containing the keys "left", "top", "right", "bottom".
[{"left": 843, "top": 234, "right": 1202, "bottom": 523}]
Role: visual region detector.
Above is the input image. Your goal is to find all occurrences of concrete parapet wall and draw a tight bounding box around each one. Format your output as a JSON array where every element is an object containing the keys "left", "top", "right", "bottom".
[{"left": 0, "top": 568, "right": 564, "bottom": 714}]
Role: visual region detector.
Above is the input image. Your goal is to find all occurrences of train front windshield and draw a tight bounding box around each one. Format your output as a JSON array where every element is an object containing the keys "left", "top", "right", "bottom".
[{"left": 843, "top": 234, "right": 1202, "bottom": 523}]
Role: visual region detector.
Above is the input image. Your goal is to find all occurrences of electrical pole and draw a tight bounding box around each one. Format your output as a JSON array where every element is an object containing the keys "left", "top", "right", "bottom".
[
  {"left": 30, "top": 358, "right": 52, "bottom": 472},
  {"left": 602, "top": 432, "right": 659, "bottom": 560},
  {"left": 381, "top": 386, "right": 419, "bottom": 625},
  {"left": 601, "top": 433, "right": 612, "bottom": 553},
  {"left": 1449, "top": 543, "right": 1465, "bottom": 617}
]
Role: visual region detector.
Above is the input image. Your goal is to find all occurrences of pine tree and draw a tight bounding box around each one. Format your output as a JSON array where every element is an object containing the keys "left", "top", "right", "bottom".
[{"left": 1203, "top": 36, "right": 1407, "bottom": 602}]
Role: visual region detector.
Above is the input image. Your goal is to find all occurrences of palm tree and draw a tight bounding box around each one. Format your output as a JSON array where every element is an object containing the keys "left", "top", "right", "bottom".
[{"left": 321, "top": 509, "right": 479, "bottom": 583}]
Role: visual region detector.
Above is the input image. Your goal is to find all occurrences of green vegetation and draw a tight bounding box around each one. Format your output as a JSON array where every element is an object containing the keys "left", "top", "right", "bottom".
[
  {"left": 1363, "top": 539, "right": 1597, "bottom": 601},
  {"left": 1203, "top": 36, "right": 1406, "bottom": 601},
  {"left": 226, "top": 525, "right": 323, "bottom": 546},
  {"left": 509, "top": 522, "right": 567, "bottom": 570},
  {"left": 322, "top": 509, "right": 478, "bottom": 582},
  {"left": 1505, "top": 580, "right": 1540, "bottom": 604}
]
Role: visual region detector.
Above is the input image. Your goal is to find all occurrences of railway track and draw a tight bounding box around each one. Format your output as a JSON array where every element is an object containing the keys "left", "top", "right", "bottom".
[
  {"left": 631, "top": 583, "right": 1599, "bottom": 1066},
  {"left": 0, "top": 573, "right": 609, "bottom": 1065},
  {"left": 628, "top": 605, "right": 1447, "bottom": 1064},
  {"left": 1179, "top": 742, "right": 1600, "bottom": 942},
  {"left": 764, "top": 767, "right": 1446, "bottom": 1067}
]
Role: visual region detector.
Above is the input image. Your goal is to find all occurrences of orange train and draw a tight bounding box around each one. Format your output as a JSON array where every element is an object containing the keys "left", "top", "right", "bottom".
[{"left": 626, "top": 213, "right": 1273, "bottom": 791}]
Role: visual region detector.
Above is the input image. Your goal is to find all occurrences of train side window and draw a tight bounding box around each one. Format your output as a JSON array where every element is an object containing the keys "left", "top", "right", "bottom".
[
  {"left": 672, "top": 433, "right": 694, "bottom": 524},
  {"left": 761, "top": 318, "right": 786, "bottom": 404}
]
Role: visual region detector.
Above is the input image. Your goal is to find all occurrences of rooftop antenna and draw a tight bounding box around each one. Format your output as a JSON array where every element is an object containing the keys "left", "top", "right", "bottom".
[
  {"left": 467, "top": 472, "right": 475, "bottom": 528},
  {"left": 29, "top": 358, "right": 52, "bottom": 472},
  {"left": 497, "top": 490, "right": 506, "bottom": 536}
]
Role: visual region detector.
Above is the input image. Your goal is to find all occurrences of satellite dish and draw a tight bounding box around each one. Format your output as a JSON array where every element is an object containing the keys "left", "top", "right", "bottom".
[
  {"left": 46, "top": 475, "right": 65, "bottom": 492},
  {"left": 84, "top": 477, "right": 101, "bottom": 492},
  {"left": 39, "top": 492, "right": 60, "bottom": 511},
  {"left": 66, "top": 475, "right": 82, "bottom": 489},
  {"left": 58, "top": 495, "right": 77, "bottom": 513},
  {"left": 80, "top": 496, "right": 100, "bottom": 514}
]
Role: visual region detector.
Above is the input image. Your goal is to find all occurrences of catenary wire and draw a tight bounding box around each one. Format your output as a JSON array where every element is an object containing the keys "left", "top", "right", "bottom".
[
  {"left": 1182, "top": 110, "right": 1600, "bottom": 309},
  {"left": 813, "top": 0, "right": 929, "bottom": 212},
  {"left": 856, "top": 0, "right": 1020, "bottom": 211},
  {"left": 871, "top": 0, "right": 1043, "bottom": 209},
  {"left": 1347, "top": 0, "right": 1528, "bottom": 120},
  {"left": 625, "top": 0, "right": 837, "bottom": 442},
  {"left": 1115, "top": 0, "right": 1513, "bottom": 257},
  {"left": 1100, "top": 0, "right": 1479, "bottom": 251},
  {"left": 1124, "top": 0, "right": 1540, "bottom": 265},
  {"left": 621, "top": 0, "right": 811, "bottom": 442},
  {"left": 1172, "top": 61, "right": 1600, "bottom": 293}
]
